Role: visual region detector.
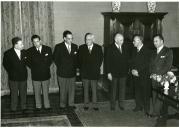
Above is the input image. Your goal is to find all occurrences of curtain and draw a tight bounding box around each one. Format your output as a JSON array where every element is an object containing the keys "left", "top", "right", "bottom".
[{"left": 1, "top": 2, "right": 57, "bottom": 95}]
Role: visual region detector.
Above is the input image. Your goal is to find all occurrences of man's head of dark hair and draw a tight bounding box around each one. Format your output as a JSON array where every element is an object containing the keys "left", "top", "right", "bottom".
[
  {"left": 63, "top": 30, "right": 72, "bottom": 38},
  {"left": 31, "top": 35, "right": 41, "bottom": 42},
  {"left": 12, "top": 37, "right": 22, "bottom": 47},
  {"left": 132, "top": 34, "right": 144, "bottom": 42},
  {"left": 153, "top": 34, "right": 164, "bottom": 42}
]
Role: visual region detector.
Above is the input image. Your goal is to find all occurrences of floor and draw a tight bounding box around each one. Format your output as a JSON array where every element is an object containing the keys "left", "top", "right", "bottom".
[{"left": 1, "top": 83, "right": 179, "bottom": 127}]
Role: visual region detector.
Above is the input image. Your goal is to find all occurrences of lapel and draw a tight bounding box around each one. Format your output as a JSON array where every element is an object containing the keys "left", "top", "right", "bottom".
[
  {"left": 33, "top": 46, "right": 40, "bottom": 54},
  {"left": 113, "top": 43, "right": 121, "bottom": 55},
  {"left": 63, "top": 42, "right": 71, "bottom": 55},
  {"left": 154, "top": 47, "right": 166, "bottom": 63},
  {"left": 86, "top": 44, "right": 95, "bottom": 55},
  {"left": 70, "top": 44, "right": 75, "bottom": 55}
]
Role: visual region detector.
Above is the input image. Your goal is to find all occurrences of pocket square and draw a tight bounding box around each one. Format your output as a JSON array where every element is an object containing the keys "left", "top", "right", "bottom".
[
  {"left": 45, "top": 53, "right": 48, "bottom": 56},
  {"left": 160, "top": 56, "right": 165, "bottom": 58}
]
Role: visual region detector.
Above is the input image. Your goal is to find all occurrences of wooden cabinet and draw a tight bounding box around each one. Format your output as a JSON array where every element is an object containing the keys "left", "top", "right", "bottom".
[
  {"left": 102, "top": 12, "right": 167, "bottom": 49},
  {"left": 102, "top": 12, "right": 168, "bottom": 99}
]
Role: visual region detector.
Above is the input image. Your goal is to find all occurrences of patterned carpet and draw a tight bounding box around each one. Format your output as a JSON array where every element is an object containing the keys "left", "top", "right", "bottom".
[
  {"left": 75, "top": 101, "right": 179, "bottom": 127},
  {"left": 1, "top": 115, "right": 71, "bottom": 126}
]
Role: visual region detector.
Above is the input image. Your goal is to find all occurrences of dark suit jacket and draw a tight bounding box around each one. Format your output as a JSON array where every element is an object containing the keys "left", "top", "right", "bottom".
[
  {"left": 27, "top": 45, "right": 52, "bottom": 81},
  {"left": 130, "top": 45, "right": 151, "bottom": 78},
  {"left": 3, "top": 48, "right": 28, "bottom": 81},
  {"left": 106, "top": 43, "right": 130, "bottom": 77},
  {"left": 53, "top": 42, "right": 78, "bottom": 78},
  {"left": 78, "top": 43, "right": 103, "bottom": 80},
  {"left": 150, "top": 46, "right": 173, "bottom": 75}
]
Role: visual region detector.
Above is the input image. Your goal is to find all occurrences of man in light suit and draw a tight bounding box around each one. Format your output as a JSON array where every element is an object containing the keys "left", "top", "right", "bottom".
[
  {"left": 27, "top": 35, "right": 52, "bottom": 111},
  {"left": 53, "top": 30, "right": 78, "bottom": 110},
  {"left": 130, "top": 34, "right": 152, "bottom": 117},
  {"left": 106, "top": 33, "right": 130, "bottom": 111},
  {"left": 3, "top": 37, "right": 28, "bottom": 112},
  {"left": 150, "top": 34, "right": 173, "bottom": 117},
  {"left": 78, "top": 33, "right": 103, "bottom": 111}
]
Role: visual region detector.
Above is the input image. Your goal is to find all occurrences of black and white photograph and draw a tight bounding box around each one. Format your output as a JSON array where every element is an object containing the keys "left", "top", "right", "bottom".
[{"left": 1, "top": 0, "right": 179, "bottom": 127}]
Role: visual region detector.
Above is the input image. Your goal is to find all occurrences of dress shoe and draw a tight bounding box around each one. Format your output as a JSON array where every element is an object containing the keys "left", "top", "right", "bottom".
[
  {"left": 10, "top": 110, "right": 17, "bottom": 114},
  {"left": 133, "top": 107, "right": 142, "bottom": 112},
  {"left": 44, "top": 107, "right": 52, "bottom": 111},
  {"left": 93, "top": 107, "right": 99, "bottom": 111},
  {"left": 110, "top": 107, "right": 115, "bottom": 111},
  {"left": 22, "top": 109, "right": 28, "bottom": 114},
  {"left": 119, "top": 106, "right": 124, "bottom": 111},
  {"left": 68, "top": 106, "right": 76, "bottom": 110},
  {"left": 145, "top": 113, "right": 153, "bottom": 118},
  {"left": 35, "top": 108, "right": 42, "bottom": 112},
  {"left": 83, "top": 107, "right": 89, "bottom": 111}
]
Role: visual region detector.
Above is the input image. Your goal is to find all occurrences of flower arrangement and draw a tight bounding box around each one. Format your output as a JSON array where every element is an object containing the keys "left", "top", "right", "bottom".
[{"left": 150, "top": 71, "right": 178, "bottom": 90}]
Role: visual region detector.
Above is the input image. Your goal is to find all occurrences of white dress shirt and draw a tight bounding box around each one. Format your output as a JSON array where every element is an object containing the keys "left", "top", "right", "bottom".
[
  {"left": 88, "top": 43, "right": 93, "bottom": 53},
  {"left": 14, "top": 48, "right": 21, "bottom": 60},
  {"left": 65, "top": 42, "right": 71, "bottom": 53},
  {"left": 157, "top": 45, "right": 164, "bottom": 54},
  {"left": 137, "top": 44, "right": 143, "bottom": 52},
  {"left": 115, "top": 43, "right": 122, "bottom": 53},
  {"left": 36, "top": 45, "right": 42, "bottom": 53}
]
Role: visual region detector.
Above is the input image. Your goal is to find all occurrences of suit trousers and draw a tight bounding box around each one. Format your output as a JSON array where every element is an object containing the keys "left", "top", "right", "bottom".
[
  {"left": 32, "top": 80, "right": 50, "bottom": 108},
  {"left": 9, "top": 80, "right": 27, "bottom": 111},
  {"left": 133, "top": 76, "right": 151, "bottom": 113},
  {"left": 58, "top": 77, "right": 75, "bottom": 107},
  {"left": 110, "top": 77, "right": 127, "bottom": 109},
  {"left": 151, "top": 80, "right": 162, "bottom": 116},
  {"left": 82, "top": 79, "right": 98, "bottom": 107}
]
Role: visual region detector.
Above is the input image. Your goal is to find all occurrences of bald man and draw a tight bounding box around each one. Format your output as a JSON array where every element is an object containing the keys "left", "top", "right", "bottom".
[
  {"left": 78, "top": 33, "right": 103, "bottom": 111},
  {"left": 106, "top": 33, "right": 130, "bottom": 111},
  {"left": 130, "top": 34, "right": 152, "bottom": 117}
]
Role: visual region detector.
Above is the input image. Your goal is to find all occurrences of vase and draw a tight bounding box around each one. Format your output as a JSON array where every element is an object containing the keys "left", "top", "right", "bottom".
[
  {"left": 112, "top": 1, "right": 121, "bottom": 12},
  {"left": 147, "top": 2, "right": 156, "bottom": 13}
]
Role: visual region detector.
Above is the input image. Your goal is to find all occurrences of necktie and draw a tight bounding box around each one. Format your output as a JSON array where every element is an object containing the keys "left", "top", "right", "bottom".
[
  {"left": 137, "top": 49, "right": 140, "bottom": 52},
  {"left": 119, "top": 46, "right": 122, "bottom": 53},
  {"left": 67, "top": 44, "right": 71, "bottom": 53},
  {"left": 19, "top": 51, "right": 21, "bottom": 60},
  {"left": 88, "top": 46, "right": 91, "bottom": 53}
]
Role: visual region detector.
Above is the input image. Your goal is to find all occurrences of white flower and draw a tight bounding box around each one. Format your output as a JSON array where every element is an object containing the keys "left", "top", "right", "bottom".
[
  {"left": 74, "top": 51, "right": 77, "bottom": 54},
  {"left": 156, "top": 75, "right": 162, "bottom": 82},
  {"left": 45, "top": 53, "right": 48, "bottom": 56},
  {"left": 170, "top": 76, "right": 176, "bottom": 83},
  {"left": 167, "top": 71, "right": 174, "bottom": 77}
]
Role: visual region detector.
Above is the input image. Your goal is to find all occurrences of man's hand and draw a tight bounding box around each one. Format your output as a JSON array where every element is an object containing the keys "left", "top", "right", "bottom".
[
  {"left": 131, "top": 69, "right": 139, "bottom": 77},
  {"left": 108, "top": 73, "right": 113, "bottom": 81}
]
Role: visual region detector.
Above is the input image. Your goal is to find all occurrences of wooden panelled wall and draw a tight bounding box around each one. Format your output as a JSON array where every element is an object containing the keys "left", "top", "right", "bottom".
[{"left": 1, "top": 2, "right": 57, "bottom": 95}]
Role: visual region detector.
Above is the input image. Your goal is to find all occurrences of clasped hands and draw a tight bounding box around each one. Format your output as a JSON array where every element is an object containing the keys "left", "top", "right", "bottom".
[{"left": 107, "top": 69, "right": 139, "bottom": 81}]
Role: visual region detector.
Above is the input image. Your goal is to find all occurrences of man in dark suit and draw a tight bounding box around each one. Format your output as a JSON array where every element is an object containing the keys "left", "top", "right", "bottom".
[
  {"left": 53, "top": 30, "right": 78, "bottom": 109},
  {"left": 106, "top": 33, "right": 130, "bottom": 111},
  {"left": 3, "top": 37, "right": 28, "bottom": 112},
  {"left": 130, "top": 34, "right": 152, "bottom": 117},
  {"left": 27, "top": 35, "right": 52, "bottom": 111},
  {"left": 78, "top": 33, "right": 103, "bottom": 111},
  {"left": 149, "top": 34, "right": 173, "bottom": 117}
]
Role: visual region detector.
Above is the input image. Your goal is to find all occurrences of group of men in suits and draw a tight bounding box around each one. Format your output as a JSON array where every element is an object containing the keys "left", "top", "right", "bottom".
[
  {"left": 105, "top": 33, "right": 173, "bottom": 118},
  {"left": 3, "top": 30, "right": 103, "bottom": 112},
  {"left": 3, "top": 30, "right": 173, "bottom": 117}
]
